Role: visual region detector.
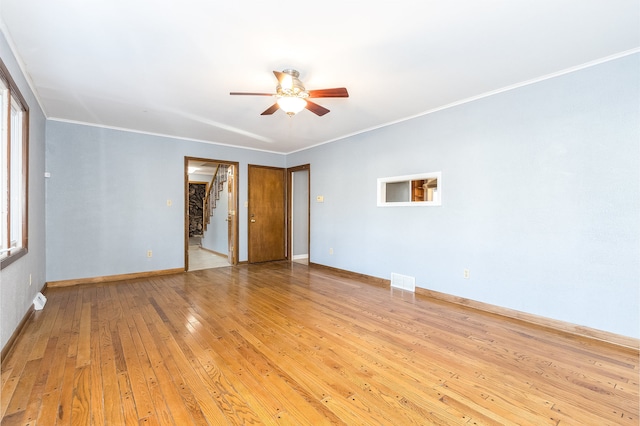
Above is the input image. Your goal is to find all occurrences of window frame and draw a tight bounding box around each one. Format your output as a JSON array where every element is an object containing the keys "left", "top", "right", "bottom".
[
  {"left": 0, "top": 58, "right": 29, "bottom": 269},
  {"left": 377, "top": 172, "right": 442, "bottom": 207}
]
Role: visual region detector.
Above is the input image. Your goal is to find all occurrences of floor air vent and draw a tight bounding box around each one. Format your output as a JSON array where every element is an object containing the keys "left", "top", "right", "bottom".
[{"left": 390, "top": 273, "right": 416, "bottom": 292}]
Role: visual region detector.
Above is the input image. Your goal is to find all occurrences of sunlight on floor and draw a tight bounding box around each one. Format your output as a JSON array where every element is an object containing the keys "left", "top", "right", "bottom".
[{"left": 188, "top": 245, "right": 231, "bottom": 271}]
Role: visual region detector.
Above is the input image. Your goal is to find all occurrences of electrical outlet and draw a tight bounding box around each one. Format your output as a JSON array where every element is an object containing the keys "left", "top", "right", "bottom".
[
  {"left": 167, "top": 199, "right": 172, "bottom": 206},
  {"left": 147, "top": 250, "right": 153, "bottom": 258},
  {"left": 463, "top": 269, "right": 470, "bottom": 279},
  {"left": 329, "top": 248, "right": 334, "bottom": 255}
]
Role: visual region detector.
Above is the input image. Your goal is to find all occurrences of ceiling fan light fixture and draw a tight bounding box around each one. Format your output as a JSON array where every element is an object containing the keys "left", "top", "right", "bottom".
[
  {"left": 279, "top": 74, "right": 294, "bottom": 91},
  {"left": 276, "top": 96, "right": 307, "bottom": 116},
  {"left": 231, "top": 68, "right": 347, "bottom": 117}
]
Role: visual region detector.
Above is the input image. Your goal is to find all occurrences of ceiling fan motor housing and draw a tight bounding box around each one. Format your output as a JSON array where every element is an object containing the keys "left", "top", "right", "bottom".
[{"left": 277, "top": 69, "right": 309, "bottom": 98}]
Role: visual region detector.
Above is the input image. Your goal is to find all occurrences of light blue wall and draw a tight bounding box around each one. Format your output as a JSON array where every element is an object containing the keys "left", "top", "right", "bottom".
[
  {"left": 287, "top": 54, "right": 640, "bottom": 338},
  {"left": 45, "top": 122, "right": 284, "bottom": 281},
  {"left": 0, "top": 32, "right": 47, "bottom": 349},
  {"left": 202, "top": 179, "right": 229, "bottom": 255}
]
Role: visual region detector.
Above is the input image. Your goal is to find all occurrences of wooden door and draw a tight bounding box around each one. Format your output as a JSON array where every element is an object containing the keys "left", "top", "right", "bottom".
[
  {"left": 227, "top": 165, "right": 237, "bottom": 265},
  {"left": 248, "top": 165, "right": 286, "bottom": 263}
]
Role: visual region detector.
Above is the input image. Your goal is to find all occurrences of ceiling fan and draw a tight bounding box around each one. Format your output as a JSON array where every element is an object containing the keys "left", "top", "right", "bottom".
[{"left": 230, "top": 69, "right": 349, "bottom": 117}]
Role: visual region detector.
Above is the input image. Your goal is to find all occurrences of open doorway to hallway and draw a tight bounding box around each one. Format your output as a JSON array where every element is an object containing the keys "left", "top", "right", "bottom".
[
  {"left": 185, "top": 157, "right": 239, "bottom": 271},
  {"left": 288, "top": 165, "right": 310, "bottom": 265}
]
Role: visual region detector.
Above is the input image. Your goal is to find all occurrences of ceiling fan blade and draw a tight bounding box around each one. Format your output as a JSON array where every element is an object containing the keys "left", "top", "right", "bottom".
[
  {"left": 305, "top": 100, "right": 330, "bottom": 116},
  {"left": 230, "top": 92, "right": 274, "bottom": 96},
  {"left": 261, "top": 103, "right": 280, "bottom": 115},
  {"left": 308, "top": 88, "right": 349, "bottom": 98}
]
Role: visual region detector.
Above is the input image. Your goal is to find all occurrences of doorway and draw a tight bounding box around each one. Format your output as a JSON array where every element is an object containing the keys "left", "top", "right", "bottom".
[
  {"left": 288, "top": 165, "right": 310, "bottom": 264},
  {"left": 185, "top": 157, "right": 239, "bottom": 271}
]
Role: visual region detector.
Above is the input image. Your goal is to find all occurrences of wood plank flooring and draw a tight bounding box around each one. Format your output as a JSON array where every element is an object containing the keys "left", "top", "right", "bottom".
[{"left": 2, "top": 262, "right": 638, "bottom": 425}]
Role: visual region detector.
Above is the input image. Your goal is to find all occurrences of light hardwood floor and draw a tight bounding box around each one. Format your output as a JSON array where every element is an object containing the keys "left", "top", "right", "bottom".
[{"left": 1, "top": 262, "right": 638, "bottom": 425}]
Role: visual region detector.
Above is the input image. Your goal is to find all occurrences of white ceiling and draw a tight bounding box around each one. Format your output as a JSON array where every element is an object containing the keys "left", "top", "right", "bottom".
[
  {"left": 188, "top": 160, "right": 218, "bottom": 178},
  {"left": 0, "top": 1, "right": 638, "bottom": 153}
]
